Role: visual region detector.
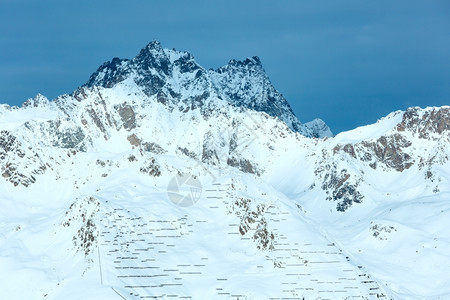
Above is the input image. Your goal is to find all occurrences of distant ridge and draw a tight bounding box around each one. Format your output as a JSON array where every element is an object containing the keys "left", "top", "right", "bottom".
[{"left": 83, "top": 40, "right": 332, "bottom": 138}]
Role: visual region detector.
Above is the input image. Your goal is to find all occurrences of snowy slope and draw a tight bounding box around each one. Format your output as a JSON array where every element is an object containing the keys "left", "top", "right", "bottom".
[
  {"left": 83, "top": 41, "right": 331, "bottom": 137},
  {"left": 1, "top": 43, "right": 449, "bottom": 299}
]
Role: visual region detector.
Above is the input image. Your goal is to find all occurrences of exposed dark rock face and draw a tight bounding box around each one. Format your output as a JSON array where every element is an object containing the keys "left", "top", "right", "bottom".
[
  {"left": 0, "top": 131, "right": 23, "bottom": 159},
  {"left": 86, "top": 107, "right": 108, "bottom": 135},
  {"left": 142, "top": 142, "right": 166, "bottom": 154},
  {"left": 317, "top": 107, "right": 450, "bottom": 212},
  {"left": 177, "top": 147, "right": 197, "bottom": 159},
  {"left": 1, "top": 162, "right": 37, "bottom": 187},
  {"left": 85, "top": 57, "right": 130, "bottom": 89},
  {"left": 116, "top": 103, "right": 136, "bottom": 131},
  {"left": 22, "top": 94, "right": 50, "bottom": 108},
  {"left": 82, "top": 40, "right": 331, "bottom": 137},
  {"left": 43, "top": 120, "right": 86, "bottom": 150},
  {"left": 211, "top": 56, "right": 303, "bottom": 133},
  {"left": 228, "top": 197, "right": 275, "bottom": 251},
  {"left": 202, "top": 143, "right": 220, "bottom": 166},
  {"left": 2, "top": 41, "right": 447, "bottom": 219},
  {"left": 332, "top": 108, "right": 450, "bottom": 173},
  {"left": 397, "top": 107, "right": 450, "bottom": 138},
  {"left": 361, "top": 134, "right": 413, "bottom": 171},
  {"left": 334, "top": 133, "right": 414, "bottom": 172},
  {"left": 62, "top": 196, "right": 100, "bottom": 256},
  {"left": 320, "top": 167, "right": 363, "bottom": 212},
  {"left": 227, "top": 157, "right": 261, "bottom": 176},
  {"left": 139, "top": 158, "right": 161, "bottom": 177},
  {"left": 229, "top": 133, "right": 238, "bottom": 154},
  {"left": 0, "top": 130, "right": 46, "bottom": 187},
  {"left": 127, "top": 134, "right": 140, "bottom": 146}
]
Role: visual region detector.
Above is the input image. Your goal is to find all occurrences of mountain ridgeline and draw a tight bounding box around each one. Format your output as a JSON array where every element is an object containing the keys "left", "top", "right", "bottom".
[
  {"left": 0, "top": 41, "right": 449, "bottom": 299},
  {"left": 83, "top": 40, "right": 332, "bottom": 138}
]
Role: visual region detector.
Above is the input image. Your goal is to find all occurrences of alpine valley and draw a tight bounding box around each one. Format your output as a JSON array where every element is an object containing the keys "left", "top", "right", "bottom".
[{"left": 1, "top": 41, "right": 449, "bottom": 300}]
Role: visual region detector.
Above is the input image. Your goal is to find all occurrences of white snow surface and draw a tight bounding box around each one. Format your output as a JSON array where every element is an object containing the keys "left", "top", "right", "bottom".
[{"left": 0, "top": 87, "right": 449, "bottom": 299}]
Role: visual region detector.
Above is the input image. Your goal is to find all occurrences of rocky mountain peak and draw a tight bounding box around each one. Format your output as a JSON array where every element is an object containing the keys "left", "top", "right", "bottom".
[
  {"left": 1, "top": 50, "right": 449, "bottom": 298},
  {"left": 22, "top": 93, "right": 50, "bottom": 108},
  {"left": 81, "top": 41, "right": 332, "bottom": 137},
  {"left": 224, "top": 56, "right": 262, "bottom": 70},
  {"left": 134, "top": 41, "right": 173, "bottom": 75},
  {"left": 145, "top": 39, "right": 163, "bottom": 50}
]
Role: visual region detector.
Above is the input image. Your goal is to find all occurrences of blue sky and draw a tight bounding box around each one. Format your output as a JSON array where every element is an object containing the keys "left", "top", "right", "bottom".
[{"left": 1, "top": 0, "right": 449, "bottom": 133}]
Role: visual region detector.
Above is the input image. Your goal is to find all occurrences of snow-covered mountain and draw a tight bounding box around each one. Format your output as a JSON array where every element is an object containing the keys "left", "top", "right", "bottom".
[
  {"left": 83, "top": 41, "right": 331, "bottom": 137},
  {"left": 0, "top": 42, "right": 449, "bottom": 300}
]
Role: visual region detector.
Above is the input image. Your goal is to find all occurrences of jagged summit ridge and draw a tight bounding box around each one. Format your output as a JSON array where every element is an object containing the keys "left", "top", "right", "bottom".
[
  {"left": 4, "top": 41, "right": 450, "bottom": 299},
  {"left": 84, "top": 40, "right": 331, "bottom": 137},
  {"left": 1, "top": 67, "right": 450, "bottom": 299}
]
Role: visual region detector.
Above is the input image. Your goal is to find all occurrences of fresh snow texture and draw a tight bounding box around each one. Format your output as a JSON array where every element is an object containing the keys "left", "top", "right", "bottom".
[{"left": 0, "top": 53, "right": 449, "bottom": 299}]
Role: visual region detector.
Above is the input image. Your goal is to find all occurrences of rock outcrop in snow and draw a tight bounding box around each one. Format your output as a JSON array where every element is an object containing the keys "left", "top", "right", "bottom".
[
  {"left": 0, "top": 41, "right": 449, "bottom": 299},
  {"left": 84, "top": 40, "right": 331, "bottom": 137}
]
